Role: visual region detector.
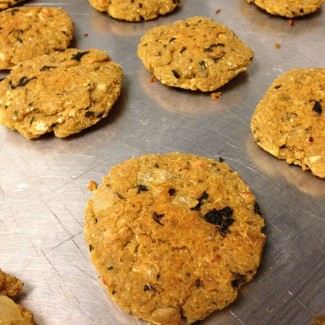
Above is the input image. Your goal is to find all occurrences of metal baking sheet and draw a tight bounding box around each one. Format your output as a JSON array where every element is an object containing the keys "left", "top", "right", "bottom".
[{"left": 0, "top": 1, "right": 324, "bottom": 324}]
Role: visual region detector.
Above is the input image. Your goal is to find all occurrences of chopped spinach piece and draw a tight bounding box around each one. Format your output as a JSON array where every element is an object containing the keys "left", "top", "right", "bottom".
[
  {"left": 191, "top": 191, "right": 209, "bottom": 211},
  {"left": 209, "top": 43, "right": 225, "bottom": 48},
  {"left": 168, "top": 188, "right": 176, "bottom": 196},
  {"left": 312, "top": 101, "right": 322, "bottom": 115},
  {"left": 153, "top": 212, "right": 164, "bottom": 226},
  {"left": 180, "top": 47, "right": 187, "bottom": 53},
  {"left": 203, "top": 43, "right": 225, "bottom": 52},
  {"left": 9, "top": 76, "right": 37, "bottom": 89},
  {"left": 137, "top": 184, "right": 148, "bottom": 193},
  {"left": 220, "top": 218, "right": 235, "bottom": 236},
  {"left": 199, "top": 61, "right": 206, "bottom": 70},
  {"left": 203, "top": 206, "right": 235, "bottom": 236},
  {"left": 195, "top": 279, "right": 201, "bottom": 288},
  {"left": 85, "top": 111, "right": 95, "bottom": 117},
  {"left": 40, "top": 65, "right": 56, "bottom": 71},
  {"left": 71, "top": 51, "right": 90, "bottom": 62},
  {"left": 172, "top": 70, "right": 180, "bottom": 78}
]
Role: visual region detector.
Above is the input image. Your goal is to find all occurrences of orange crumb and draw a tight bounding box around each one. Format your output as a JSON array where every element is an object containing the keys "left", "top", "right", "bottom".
[
  {"left": 149, "top": 75, "right": 158, "bottom": 83},
  {"left": 88, "top": 180, "right": 98, "bottom": 191},
  {"left": 288, "top": 19, "right": 295, "bottom": 26},
  {"left": 211, "top": 92, "right": 222, "bottom": 101},
  {"left": 275, "top": 43, "right": 281, "bottom": 49},
  {"left": 215, "top": 8, "right": 221, "bottom": 14}
]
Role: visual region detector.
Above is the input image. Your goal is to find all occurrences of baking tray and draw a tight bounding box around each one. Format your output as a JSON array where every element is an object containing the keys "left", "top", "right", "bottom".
[{"left": 0, "top": 1, "right": 324, "bottom": 324}]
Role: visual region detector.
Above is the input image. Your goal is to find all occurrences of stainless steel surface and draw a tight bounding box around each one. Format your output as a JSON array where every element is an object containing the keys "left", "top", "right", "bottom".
[{"left": 0, "top": 1, "right": 324, "bottom": 324}]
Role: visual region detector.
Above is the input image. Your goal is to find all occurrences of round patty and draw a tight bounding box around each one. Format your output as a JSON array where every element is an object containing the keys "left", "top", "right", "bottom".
[
  {"left": 0, "top": 48, "right": 123, "bottom": 139},
  {"left": 0, "top": 6, "right": 74, "bottom": 69},
  {"left": 251, "top": 68, "right": 325, "bottom": 178},
  {"left": 85, "top": 152, "right": 266, "bottom": 325}
]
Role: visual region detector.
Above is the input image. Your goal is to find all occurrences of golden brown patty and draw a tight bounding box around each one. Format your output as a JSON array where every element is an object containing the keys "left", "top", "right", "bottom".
[
  {"left": 0, "top": 296, "right": 36, "bottom": 325},
  {"left": 0, "top": 48, "right": 123, "bottom": 139},
  {"left": 88, "top": 0, "right": 180, "bottom": 22},
  {"left": 0, "top": 269, "right": 23, "bottom": 298},
  {"left": 137, "top": 16, "right": 253, "bottom": 92},
  {"left": 0, "top": 0, "right": 26, "bottom": 10},
  {"left": 85, "top": 152, "right": 265, "bottom": 325},
  {"left": 0, "top": 270, "right": 36, "bottom": 325},
  {"left": 0, "top": 7, "right": 74, "bottom": 70},
  {"left": 251, "top": 68, "right": 325, "bottom": 178},
  {"left": 246, "top": 0, "right": 324, "bottom": 17}
]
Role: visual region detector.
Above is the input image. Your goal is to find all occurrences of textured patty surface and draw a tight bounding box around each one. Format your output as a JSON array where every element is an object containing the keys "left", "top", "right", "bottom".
[
  {"left": 137, "top": 16, "right": 253, "bottom": 92},
  {"left": 0, "top": 0, "right": 26, "bottom": 10},
  {"left": 0, "top": 270, "right": 36, "bottom": 325},
  {"left": 246, "top": 0, "right": 324, "bottom": 17},
  {"left": 0, "top": 48, "right": 123, "bottom": 139},
  {"left": 251, "top": 68, "right": 325, "bottom": 178},
  {"left": 85, "top": 152, "right": 265, "bottom": 325},
  {"left": 88, "top": 0, "right": 180, "bottom": 21},
  {"left": 0, "top": 6, "right": 74, "bottom": 69},
  {"left": 0, "top": 269, "right": 23, "bottom": 298}
]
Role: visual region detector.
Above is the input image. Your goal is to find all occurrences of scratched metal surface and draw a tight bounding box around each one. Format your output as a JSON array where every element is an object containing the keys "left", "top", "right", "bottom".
[{"left": 0, "top": 0, "right": 324, "bottom": 324}]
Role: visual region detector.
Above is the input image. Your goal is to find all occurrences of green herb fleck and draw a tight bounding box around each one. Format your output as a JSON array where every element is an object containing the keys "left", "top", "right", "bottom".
[
  {"left": 137, "top": 184, "right": 148, "bottom": 193},
  {"left": 195, "top": 279, "right": 201, "bottom": 288},
  {"left": 203, "top": 206, "right": 235, "bottom": 236},
  {"left": 40, "top": 65, "right": 56, "bottom": 72},
  {"left": 9, "top": 76, "right": 37, "bottom": 89},
  {"left": 312, "top": 101, "right": 322, "bottom": 115},
  {"left": 168, "top": 188, "right": 176, "bottom": 196},
  {"left": 199, "top": 61, "right": 208, "bottom": 76},
  {"left": 153, "top": 212, "right": 164, "bottom": 226},
  {"left": 71, "top": 51, "right": 90, "bottom": 62},
  {"left": 180, "top": 47, "right": 187, "bottom": 53},
  {"left": 191, "top": 191, "right": 209, "bottom": 211},
  {"left": 172, "top": 70, "right": 180, "bottom": 79},
  {"left": 85, "top": 111, "right": 95, "bottom": 117}
]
